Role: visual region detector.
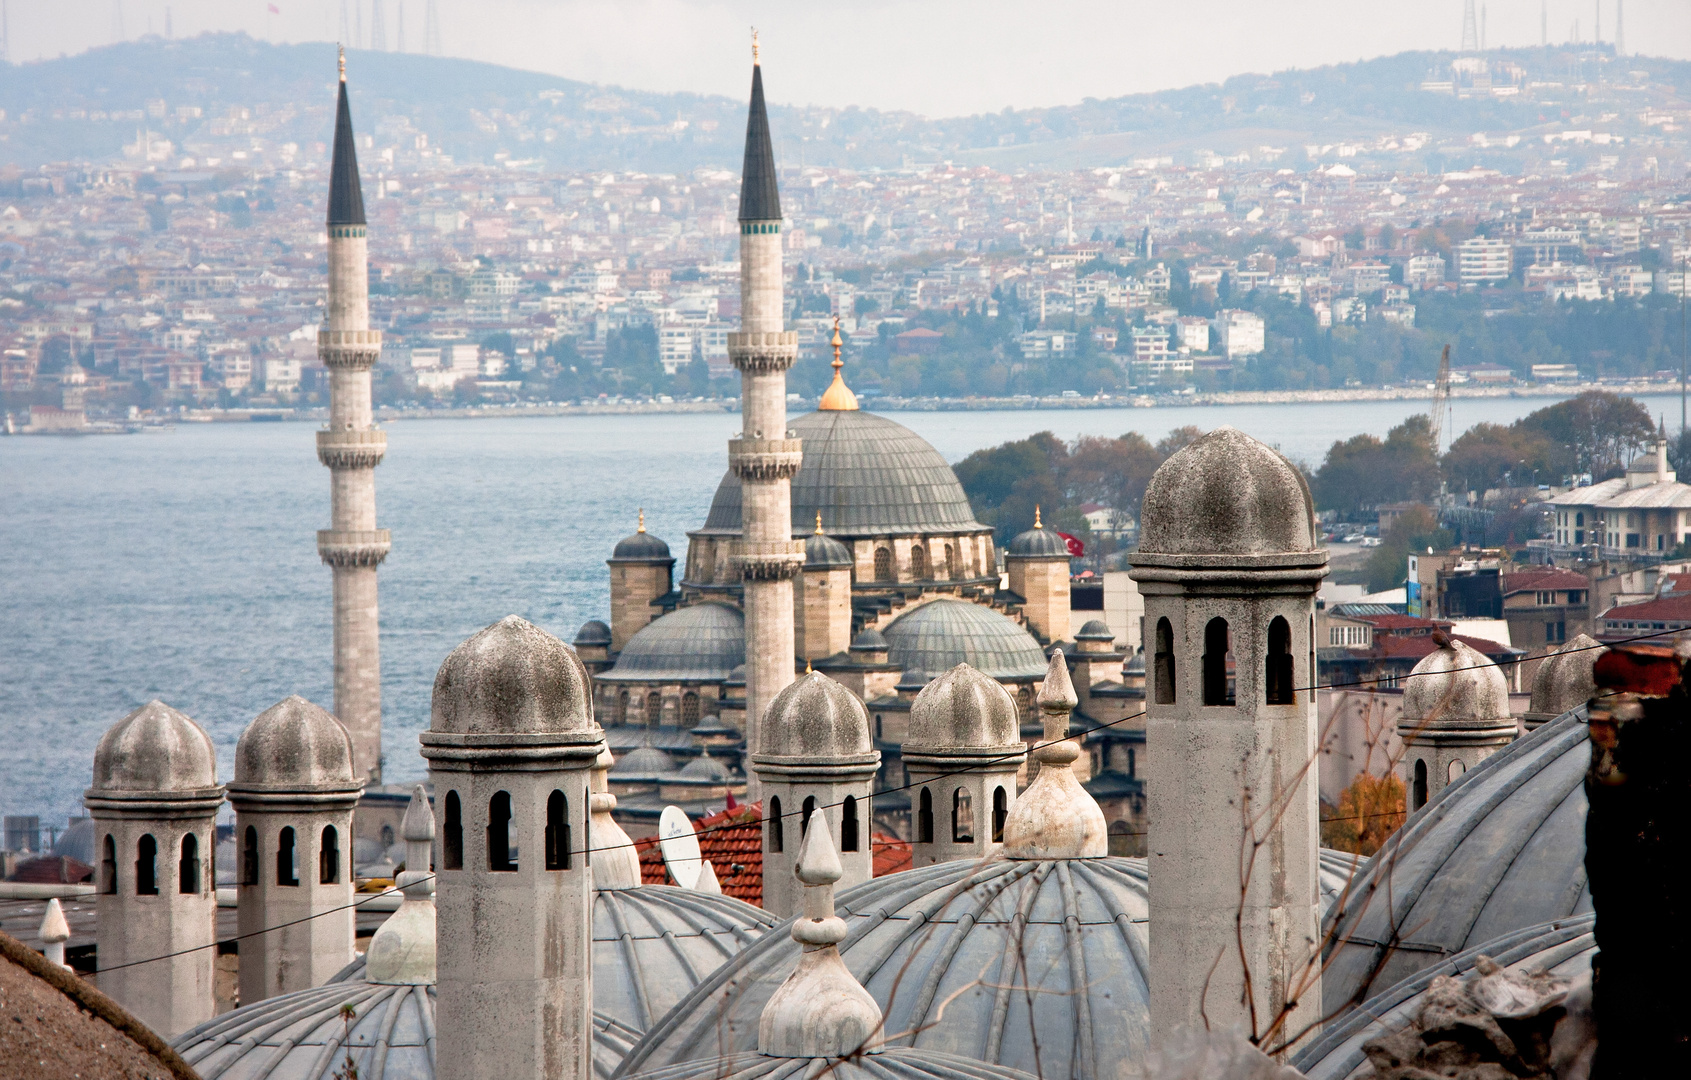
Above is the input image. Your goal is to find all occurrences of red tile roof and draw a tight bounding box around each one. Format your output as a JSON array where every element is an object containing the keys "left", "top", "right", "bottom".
[
  {"left": 1600, "top": 594, "right": 1691, "bottom": 624},
  {"left": 6, "top": 856, "right": 92, "bottom": 885}
]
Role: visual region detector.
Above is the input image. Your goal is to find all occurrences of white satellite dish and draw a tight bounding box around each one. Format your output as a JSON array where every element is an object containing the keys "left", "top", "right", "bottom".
[{"left": 657, "top": 805, "right": 703, "bottom": 890}]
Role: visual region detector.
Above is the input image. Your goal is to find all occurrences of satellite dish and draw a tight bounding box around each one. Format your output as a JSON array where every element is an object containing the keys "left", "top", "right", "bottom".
[{"left": 657, "top": 805, "right": 703, "bottom": 890}]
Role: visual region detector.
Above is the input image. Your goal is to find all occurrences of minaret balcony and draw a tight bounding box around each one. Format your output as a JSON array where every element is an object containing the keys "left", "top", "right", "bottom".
[
  {"left": 317, "top": 529, "right": 392, "bottom": 568},
  {"left": 319, "top": 328, "right": 384, "bottom": 369},
  {"left": 316, "top": 428, "right": 387, "bottom": 469},
  {"left": 728, "top": 436, "right": 803, "bottom": 481},
  {"left": 727, "top": 330, "right": 798, "bottom": 373},
  {"left": 733, "top": 540, "right": 805, "bottom": 582}
]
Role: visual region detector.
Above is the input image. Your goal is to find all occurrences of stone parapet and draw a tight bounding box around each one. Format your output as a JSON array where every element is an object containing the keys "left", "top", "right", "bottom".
[
  {"left": 317, "top": 528, "right": 392, "bottom": 568},
  {"left": 316, "top": 428, "right": 387, "bottom": 469},
  {"left": 728, "top": 436, "right": 803, "bottom": 481},
  {"left": 318, "top": 328, "right": 383, "bottom": 370},
  {"left": 733, "top": 540, "right": 805, "bottom": 582},
  {"left": 728, "top": 330, "right": 798, "bottom": 373}
]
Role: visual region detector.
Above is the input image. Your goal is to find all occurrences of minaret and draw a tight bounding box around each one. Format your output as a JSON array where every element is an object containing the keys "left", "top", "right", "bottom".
[
  {"left": 316, "top": 48, "right": 390, "bottom": 785},
  {"left": 729, "top": 33, "right": 803, "bottom": 783}
]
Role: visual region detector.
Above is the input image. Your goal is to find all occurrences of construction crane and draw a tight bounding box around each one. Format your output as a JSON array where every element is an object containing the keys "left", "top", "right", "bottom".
[{"left": 1429, "top": 344, "right": 1452, "bottom": 455}]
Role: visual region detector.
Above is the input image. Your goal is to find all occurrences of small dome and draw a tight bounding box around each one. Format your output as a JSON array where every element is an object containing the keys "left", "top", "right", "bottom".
[
  {"left": 1401, "top": 639, "right": 1509, "bottom": 725},
  {"left": 625, "top": 1049, "right": 1038, "bottom": 1080},
  {"left": 1138, "top": 426, "right": 1316, "bottom": 556},
  {"left": 1074, "top": 620, "right": 1114, "bottom": 641},
  {"left": 233, "top": 695, "right": 358, "bottom": 787},
  {"left": 1122, "top": 650, "right": 1146, "bottom": 675},
  {"left": 1007, "top": 526, "right": 1068, "bottom": 558},
  {"left": 849, "top": 628, "right": 889, "bottom": 652},
  {"left": 612, "top": 746, "right": 676, "bottom": 776},
  {"left": 1324, "top": 710, "right": 1592, "bottom": 1015},
  {"left": 883, "top": 600, "right": 1049, "bottom": 682},
  {"left": 90, "top": 700, "right": 218, "bottom": 793},
  {"left": 804, "top": 531, "right": 853, "bottom": 569},
  {"left": 758, "top": 672, "right": 873, "bottom": 758},
  {"left": 895, "top": 667, "right": 931, "bottom": 692},
  {"left": 430, "top": 616, "right": 594, "bottom": 736},
  {"left": 677, "top": 756, "right": 729, "bottom": 782},
  {"left": 613, "top": 530, "right": 673, "bottom": 562},
  {"left": 51, "top": 818, "right": 96, "bottom": 866},
  {"left": 1527, "top": 635, "right": 1602, "bottom": 720},
  {"left": 574, "top": 619, "right": 613, "bottom": 647},
  {"left": 907, "top": 664, "right": 1024, "bottom": 754},
  {"left": 600, "top": 603, "right": 744, "bottom": 683}
]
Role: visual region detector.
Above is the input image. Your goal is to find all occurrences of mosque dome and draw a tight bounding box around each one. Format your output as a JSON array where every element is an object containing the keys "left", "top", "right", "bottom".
[
  {"left": 51, "top": 818, "right": 96, "bottom": 867},
  {"left": 1137, "top": 427, "right": 1316, "bottom": 556},
  {"left": 598, "top": 603, "right": 745, "bottom": 683},
  {"left": 626, "top": 1049, "right": 1038, "bottom": 1080},
  {"left": 612, "top": 857, "right": 1154, "bottom": 1080},
  {"left": 1295, "top": 915, "right": 1595, "bottom": 1080},
  {"left": 1322, "top": 709, "right": 1592, "bottom": 1016},
  {"left": 574, "top": 619, "right": 614, "bottom": 647},
  {"left": 702, "top": 410, "right": 988, "bottom": 538},
  {"left": 804, "top": 530, "right": 853, "bottom": 569},
  {"left": 676, "top": 755, "right": 729, "bottom": 782},
  {"left": 1400, "top": 639, "right": 1510, "bottom": 725},
  {"left": 1006, "top": 514, "right": 1069, "bottom": 558},
  {"left": 612, "top": 522, "right": 674, "bottom": 562},
  {"left": 612, "top": 746, "right": 677, "bottom": 777},
  {"left": 232, "top": 695, "right": 358, "bottom": 788},
  {"left": 906, "top": 664, "right": 1023, "bottom": 754},
  {"left": 89, "top": 700, "right": 218, "bottom": 793},
  {"left": 882, "top": 600, "right": 1049, "bottom": 682},
  {"left": 757, "top": 672, "right": 873, "bottom": 759},
  {"left": 430, "top": 615, "right": 594, "bottom": 735},
  {"left": 850, "top": 628, "right": 889, "bottom": 652},
  {"left": 1525, "top": 634, "right": 1603, "bottom": 725},
  {"left": 1074, "top": 620, "right": 1114, "bottom": 642}
]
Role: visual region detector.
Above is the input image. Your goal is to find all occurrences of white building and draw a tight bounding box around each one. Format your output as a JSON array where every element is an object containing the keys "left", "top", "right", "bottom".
[
  {"left": 1405, "top": 255, "right": 1446, "bottom": 290},
  {"left": 1173, "top": 317, "right": 1209, "bottom": 353},
  {"left": 1457, "top": 238, "right": 1511, "bottom": 285},
  {"left": 1211, "top": 309, "right": 1265, "bottom": 358}
]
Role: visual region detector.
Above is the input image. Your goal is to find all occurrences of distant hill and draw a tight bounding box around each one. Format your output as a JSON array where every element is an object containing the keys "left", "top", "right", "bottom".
[{"left": 0, "top": 34, "right": 1686, "bottom": 173}]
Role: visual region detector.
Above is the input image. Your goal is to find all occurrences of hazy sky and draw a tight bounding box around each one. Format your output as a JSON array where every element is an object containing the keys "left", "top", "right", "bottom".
[{"left": 8, "top": 1, "right": 1691, "bottom": 116}]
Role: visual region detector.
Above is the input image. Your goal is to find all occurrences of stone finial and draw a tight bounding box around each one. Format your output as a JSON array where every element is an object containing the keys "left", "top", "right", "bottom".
[
  {"left": 1525, "top": 634, "right": 1604, "bottom": 728},
  {"left": 234, "top": 694, "right": 359, "bottom": 788},
  {"left": 696, "top": 859, "right": 722, "bottom": 894},
  {"left": 430, "top": 615, "right": 595, "bottom": 735},
  {"left": 757, "top": 671, "right": 874, "bottom": 759},
  {"left": 757, "top": 810, "right": 883, "bottom": 1058},
  {"left": 591, "top": 745, "right": 642, "bottom": 889},
  {"left": 90, "top": 699, "right": 219, "bottom": 794},
  {"left": 367, "top": 785, "right": 437, "bottom": 985},
  {"left": 39, "top": 899, "right": 70, "bottom": 969},
  {"left": 907, "top": 663, "right": 1023, "bottom": 755},
  {"left": 1001, "top": 650, "right": 1106, "bottom": 859},
  {"left": 1403, "top": 637, "right": 1510, "bottom": 726}
]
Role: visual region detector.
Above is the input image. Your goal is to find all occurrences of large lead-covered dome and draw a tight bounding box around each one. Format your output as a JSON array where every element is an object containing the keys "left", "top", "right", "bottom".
[
  {"left": 882, "top": 600, "right": 1049, "bottom": 682},
  {"left": 703, "top": 410, "right": 987, "bottom": 537},
  {"left": 599, "top": 603, "right": 745, "bottom": 683}
]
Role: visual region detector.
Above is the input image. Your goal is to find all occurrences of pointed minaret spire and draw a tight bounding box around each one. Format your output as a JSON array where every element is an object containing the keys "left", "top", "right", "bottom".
[
  {"left": 738, "top": 38, "right": 781, "bottom": 224},
  {"left": 328, "top": 52, "right": 367, "bottom": 228}
]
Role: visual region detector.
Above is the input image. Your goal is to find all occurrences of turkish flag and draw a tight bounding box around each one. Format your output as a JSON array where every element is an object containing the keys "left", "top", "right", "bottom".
[{"left": 1056, "top": 532, "right": 1085, "bottom": 557}]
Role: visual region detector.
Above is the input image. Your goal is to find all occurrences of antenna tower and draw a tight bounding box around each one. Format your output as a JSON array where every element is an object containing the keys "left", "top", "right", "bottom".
[
  {"left": 371, "top": 0, "right": 386, "bottom": 51},
  {"left": 425, "top": 0, "right": 440, "bottom": 55},
  {"left": 1431, "top": 345, "right": 1453, "bottom": 455},
  {"left": 1594, "top": 0, "right": 1601, "bottom": 44},
  {"left": 1460, "top": 0, "right": 1479, "bottom": 51}
]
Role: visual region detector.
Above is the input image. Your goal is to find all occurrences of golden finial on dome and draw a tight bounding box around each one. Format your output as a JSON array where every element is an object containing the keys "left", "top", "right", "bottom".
[
  {"left": 805, "top": 657, "right": 813, "bottom": 674},
  {"left": 815, "top": 511, "right": 824, "bottom": 535},
  {"left": 751, "top": 27, "right": 760, "bottom": 65},
  {"left": 637, "top": 508, "right": 646, "bottom": 533},
  {"left": 339, "top": 45, "right": 346, "bottom": 83},
  {"left": 1034, "top": 505, "right": 1043, "bottom": 529},
  {"left": 817, "top": 315, "right": 859, "bottom": 411}
]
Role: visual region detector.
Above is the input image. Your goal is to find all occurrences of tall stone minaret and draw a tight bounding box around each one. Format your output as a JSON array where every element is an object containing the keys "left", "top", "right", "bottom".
[
  {"left": 729, "top": 33, "right": 802, "bottom": 781},
  {"left": 316, "top": 49, "right": 389, "bottom": 785}
]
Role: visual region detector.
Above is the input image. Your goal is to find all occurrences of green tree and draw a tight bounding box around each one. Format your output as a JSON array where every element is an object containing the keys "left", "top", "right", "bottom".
[
  {"left": 1443, "top": 423, "right": 1557, "bottom": 494},
  {"left": 1513, "top": 391, "right": 1656, "bottom": 480},
  {"left": 1364, "top": 505, "right": 1452, "bottom": 592}
]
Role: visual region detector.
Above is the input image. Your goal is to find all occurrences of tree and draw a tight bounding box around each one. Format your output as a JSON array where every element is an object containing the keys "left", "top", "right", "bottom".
[
  {"left": 1321, "top": 772, "right": 1406, "bottom": 857},
  {"left": 1514, "top": 391, "right": 1655, "bottom": 481},
  {"left": 1443, "top": 423, "right": 1557, "bottom": 494},
  {"left": 1065, "top": 433, "right": 1163, "bottom": 524},
  {"left": 1364, "top": 504, "right": 1451, "bottom": 592},
  {"left": 1314, "top": 415, "right": 1439, "bottom": 517},
  {"left": 954, "top": 432, "right": 1068, "bottom": 541},
  {"left": 1155, "top": 425, "right": 1204, "bottom": 458}
]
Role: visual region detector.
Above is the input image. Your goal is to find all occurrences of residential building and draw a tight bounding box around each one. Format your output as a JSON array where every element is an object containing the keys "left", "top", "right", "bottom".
[
  {"left": 1546, "top": 437, "right": 1691, "bottom": 558},
  {"left": 1457, "top": 238, "right": 1511, "bottom": 284},
  {"left": 1211, "top": 309, "right": 1265, "bottom": 358}
]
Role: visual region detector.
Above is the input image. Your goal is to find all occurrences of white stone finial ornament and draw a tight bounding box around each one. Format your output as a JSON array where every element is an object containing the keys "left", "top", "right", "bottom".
[
  {"left": 757, "top": 810, "right": 883, "bottom": 1059},
  {"left": 696, "top": 859, "right": 723, "bottom": 894},
  {"left": 591, "top": 745, "right": 643, "bottom": 889},
  {"left": 366, "top": 784, "right": 437, "bottom": 985},
  {"left": 39, "top": 898, "right": 70, "bottom": 969},
  {"left": 1001, "top": 650, "right": 1106, "bottom": 859}
]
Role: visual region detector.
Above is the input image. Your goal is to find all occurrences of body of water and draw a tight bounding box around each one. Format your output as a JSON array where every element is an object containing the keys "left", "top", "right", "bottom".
[{"left": 4, "top": 394, "right": 1680, "bottom": 826}]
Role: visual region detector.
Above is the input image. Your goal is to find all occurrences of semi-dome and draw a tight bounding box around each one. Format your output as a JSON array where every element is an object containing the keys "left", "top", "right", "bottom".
[
  {"left": 575, "top": 619, "right": 614, "bottom": 647},
  {"left": 89, "top": 699, "right": 218, "bottom": 793},
  {"left": 906, "top": 664, "right": 1023, "bottom": 754},
  {"left": 1323, "top": 709, "right": 1591, "bottom": 1015},
  {"left": 612, "top": 857, "right": 1153, "bottom": 1080},
  {"left": 232, "top": 695, "right": 358, "bottom": 787},
  {"left": 1137, "top": 426, "right": 1316, "bottom": 556},
  {"left": 702, "top": 410, "right": 988, "bottom": 537},
  {"left": 1295, "top": 915, "right": 1595, "bottom": 1080},
  {"left": 804, "top": 530, "right": 853, "bottom": 569},
  {"left": 1401, "top": 638, "right": 1510, "bottom": 725},
  {"left": 757, "top": 672, "right": 873, "bottom": 759},
  {"left": 599, "top": 603, "right": 744, "bottom": 683},
  {"left": 882, "top": 600, "right": 1049, "bottom": 682},
  {"left": 430, "top": 615, "right": 594, "bottom": 735},
  {"left": 1524, "top": 634, "right": 1602, "bottom": 727}
]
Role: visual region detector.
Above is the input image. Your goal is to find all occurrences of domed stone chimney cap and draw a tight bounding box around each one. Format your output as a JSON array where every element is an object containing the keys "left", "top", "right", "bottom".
[
  {"left": 906, "top": 664, "right": 1025, "bottom": 757},
  {"left": 1036, "top": 650, "right": 1078, "bottom": 714},
  {"left": 1402, "top": 637, "right": 1511, "bottom": 726},
  {"left": 756, "top": 672, "right": 874, "bottom": 760},
  {"left": 232, "top": 695, "right": 359, "bottom": 789},
  {"left": 429, "top": 615, "right": 594, "bottom": 735},
  {"left": 401, "top": 784, "right": 434, "bottom": 843},
  {"left": 849, "top": 628, "right": 889, "bottom": 653},
  {"left": 573, "top": 619, "right": 613, "bottom": 647},
  {"left": 89, "top": 699, "right": 219, "bottom": 794},
  {"left": 1528, "top": 634, "right": 1604, "bottom": 719},
  {"left": 804, "top": 531, "right": 853, "bottom": 569},
  {"left": 1138, "top": 426, "right": 1317, "bottom": 557},
  {"left": 1074, "top": 619, "right": 1115, "bottom": 642}
]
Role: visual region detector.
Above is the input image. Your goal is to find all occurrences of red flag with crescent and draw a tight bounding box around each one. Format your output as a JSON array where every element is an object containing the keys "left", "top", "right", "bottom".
[{"left": 1056, "top": 532, "right": 1085, "bottom": 557}]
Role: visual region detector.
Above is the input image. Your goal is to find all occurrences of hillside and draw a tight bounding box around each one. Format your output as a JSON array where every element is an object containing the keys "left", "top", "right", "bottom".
[{"left": 0, "top": 34, "right": 1687, "bottom": 173}]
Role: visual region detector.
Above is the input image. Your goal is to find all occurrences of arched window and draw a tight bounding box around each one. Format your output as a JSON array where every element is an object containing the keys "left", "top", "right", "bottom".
[
  {"left": 992, "top": 787, "right": 1008, "bottom": 843},
  {"left": 545, "top": 790, "right": 572, "bottom": 870},
  {"left": 1265, "top": 616, "right": 1295, "bottom": 705},
  {"left": 1127, "top": 747, "right": 1137, "bottom": 779},
  {"left": 910, "top": 544, "right": 928, "bottom": 581},
  {"left": 277, "top": 827, "right": 299, "bottom": 886},
  {"left": 801, "top": 796, "right": 817, "bottom": 838},
  {"left": 1108, "top": 820, "right": 1132, "bottom": 857},
  {"left": 918, "top": 787, "right": 934, "bottom": 844},
  {"left": 1154, "top": 618, "right": 1176, "bottom": 704},
  {"left": 135, "top": 834, "right": 158, "bottom": 896},
  {"left": 1017, "top": 685, "right": 1034, "bottom": 718},
  {"left": 768, "top": 795, "right": 784, "bottom": 853},
  {"left": 380, "top": 824, "right": 394, "bottom": 847},
  {"left": 179, "top": 833, "right": 200, "bottom": 895},
  {"left": 241, "top": 826, "right": 258, "bottom": 885},
  {"left": 645, "top": 691, "right": 662, "bottom": 726},
  {"left": 681, "top": 692, "right": 701, "bottom": 726},
  {"left": 320, "top": 825, "right": 340, "bottom": 884},
  {"left": 874, "top": 546, "right": 894, "bottom": 582},
  {"left": 443, "top": 791, "right": 464, "bottom": 870},
  {"left": 488, "top": 791, "right": 516, "bottom": 871},
  {"left": 1412, "top": 759, "right": 1429, "bottom": 810},
  {"left": 1202, "top": 617, "right": 1234, "bottom": 706},
  {"left": 952, "top": 788, "right": 975, "bottom": 843},
  {"left": 841, "top": 795, "right": 860, "bottom": 852},
  {"left": 1448, "top": 759, "right": 1466, "bottom": 784},
  {"left": 945, "top": 544, "right": 957, "bottom": 579},
  {"left": 101, "top": 834, "right": 117, "bottom": 895},
  {"left": 618, "top": 690, "right": 630, "bottom": 724}
]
